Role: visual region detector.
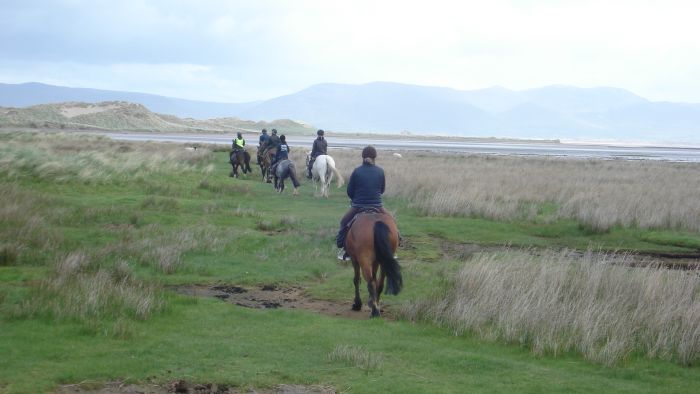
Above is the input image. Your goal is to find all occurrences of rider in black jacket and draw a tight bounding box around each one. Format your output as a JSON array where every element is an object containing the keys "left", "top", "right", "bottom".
[
  {"left": 336, "top": 146, "right": 390, "bottom": 260},
  {"left": 307, "top": 129, "right": 327, "bottom": 179}
]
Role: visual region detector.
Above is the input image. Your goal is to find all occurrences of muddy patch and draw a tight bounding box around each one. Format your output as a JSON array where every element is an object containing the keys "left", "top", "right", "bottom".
[
  {"left": 174, "top": 284, "right": 393, "bottom": 320},
  {"left": 57, "top": 379, "right": 335, "bottom": 393}
]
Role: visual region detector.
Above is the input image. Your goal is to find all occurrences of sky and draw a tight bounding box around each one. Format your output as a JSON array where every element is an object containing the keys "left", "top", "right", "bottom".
[{"left": 1, "top": 0, "right": 699, "bottom": 103}]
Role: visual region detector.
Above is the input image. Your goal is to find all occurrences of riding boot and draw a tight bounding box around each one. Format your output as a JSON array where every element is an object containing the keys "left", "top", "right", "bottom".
[
  {"left": 337, "top": 247, "right": 348, "bottom": 261},
  {"left": 336, "top": 227, "right": 348, "bottom": 248},
  {"left": 306, "top": 167, "right": 312, "bottom": 179}
]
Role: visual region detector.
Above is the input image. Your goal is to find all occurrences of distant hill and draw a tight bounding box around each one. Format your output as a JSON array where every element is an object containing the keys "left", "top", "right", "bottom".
[
  {"left": 2, "top": 81, "right": 700, "bottom": 142},
  {"left": 239, "top": 82, "right": 700, "bottom": 142},
  {"left": 0, "top": 82, "right": 256, "bottom": 119},
  {"left": 0, "top": 101, "right": 315, "bottom": 134}
]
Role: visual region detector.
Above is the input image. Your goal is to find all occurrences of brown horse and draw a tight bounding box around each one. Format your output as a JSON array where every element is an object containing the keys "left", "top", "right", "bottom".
[
  {"left": 257, "top": 146, "right": 276, "bottom": 183},
  {"left": 229, "top": 150, "right": 252, "bottom": 178},
  {"left": 345, "top": 212, "right": 402, "bottom": 318}
]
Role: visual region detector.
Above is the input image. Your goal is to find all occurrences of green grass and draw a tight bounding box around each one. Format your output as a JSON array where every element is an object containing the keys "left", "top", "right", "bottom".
[
  {"left": 3, "top": 296, "right": 700, "bottom": 393},
  {"left": 1, "top": 134, "right": 699, "bottom": 392}
]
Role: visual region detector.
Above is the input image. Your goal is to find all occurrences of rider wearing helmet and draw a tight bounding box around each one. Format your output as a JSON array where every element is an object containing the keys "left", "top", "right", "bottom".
[
  {"left": 307, "top": 129, "right": 328, "bottom": 179},
  {"left": 270, "top": 134, "right": 290, "bottom": 175},
  {"left": 262, "top": 128, "right": 281, "bottom": 162},
  {"left": 336, "top": 146, "right": 389, "bottom": 260},
  {"left": 268, "top": 129, "right": 281, "bottom": 150},
  {"left": 259, "top": 128, "right": 269, "bottom": 148},
  {"left": 232, "top": 132, "right": 245, "bottom": 152}
]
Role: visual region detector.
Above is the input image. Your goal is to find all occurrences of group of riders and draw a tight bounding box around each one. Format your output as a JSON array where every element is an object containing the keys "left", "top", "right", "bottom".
[{"left": 231, "top": 129, "right": 391, "bottom": 261}]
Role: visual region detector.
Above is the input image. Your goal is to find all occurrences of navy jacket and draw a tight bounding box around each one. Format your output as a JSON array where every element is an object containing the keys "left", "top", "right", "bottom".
[
  {"left": 347, "top": 163, "right": 385, "bottom": 207},
  {"left": 259, "top": 134, "right": 270, "bottom": 146},
  {"left": 276, "top": 143, "right": 289, "bottom": 161}
]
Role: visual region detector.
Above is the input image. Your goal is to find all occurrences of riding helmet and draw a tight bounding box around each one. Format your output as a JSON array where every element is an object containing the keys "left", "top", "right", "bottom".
[
  {"left": 271, "top": 129, "right": 277, "bottom": 134},
  {"left": 317, "top": 129, "right": 324, "bottom": 136},
  {"left": 262, "top": 128, "right": 267, "bottom": 134}
]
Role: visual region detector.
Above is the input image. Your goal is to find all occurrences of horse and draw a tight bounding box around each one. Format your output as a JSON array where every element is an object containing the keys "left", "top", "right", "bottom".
[
  {"left": 308, "top": 154, "right": 344, "bottom": 198},
  {"left": 272, "top": 159, "right": 300, "bottom": 196},
  {"left": 257, "top": 146, "right": 276, "bottom": 183},
  {"left": 345, "top": 211, "right": 402, "bottom": 318},
  {"left": 229, "top": 150, "right": 252, "bottom": 178}
]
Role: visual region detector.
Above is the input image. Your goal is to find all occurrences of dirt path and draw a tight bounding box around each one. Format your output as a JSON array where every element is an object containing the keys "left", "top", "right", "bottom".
[{"left": 174, "top": 284, "right": 394, "bottom": 320}]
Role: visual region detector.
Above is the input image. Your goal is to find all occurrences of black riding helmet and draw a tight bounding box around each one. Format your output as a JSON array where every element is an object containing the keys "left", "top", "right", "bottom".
[
  {"left": 271, "top": 129, "right": 278, "bottom": 135},
  {"left": 280, "top": 135, "right": 286, "bottom": 143},
  {"left": 262, "top": 128, "right": 267, "bottom": 134},
  {"left": 237, "top": 132, "right": 242, "bottom": 138},
  {"left": 317, "top": 129, "right": 324, "bottom": 136}
]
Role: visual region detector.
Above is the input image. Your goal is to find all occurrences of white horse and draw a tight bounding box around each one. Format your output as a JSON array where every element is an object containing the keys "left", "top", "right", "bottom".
[{"left": 309, "top": 154, "right": 344, "bottom": 198}]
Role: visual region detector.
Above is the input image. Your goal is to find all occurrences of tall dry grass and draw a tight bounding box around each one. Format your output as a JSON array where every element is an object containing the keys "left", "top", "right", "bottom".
[
  {"left": 0, "top": 131, "right": 213, "bottom": 184},
  {"left": 402, "top": 250, "right": 700, "bottom": 365},
  {"left": 0, "top": 184, "right": 62, "bottom": 265},
  {"left": 14, "top": 251, "right": 165, "bottom": 335},
  {"left": 329, "top": 149, "right": 700, "bottom": 232}
]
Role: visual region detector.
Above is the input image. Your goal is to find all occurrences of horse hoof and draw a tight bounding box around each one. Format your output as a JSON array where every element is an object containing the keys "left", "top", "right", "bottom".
[
  {"left": 352, "top": 303, "right": 362, "bottom": 311},
  {"left": 370, "top": 311, "right": 381, "bottom": 318}
]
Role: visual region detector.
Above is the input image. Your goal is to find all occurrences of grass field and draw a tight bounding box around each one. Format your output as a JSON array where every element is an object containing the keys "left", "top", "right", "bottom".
[{"left": 1, "top": 131, "right": 699, "bottom": 393}]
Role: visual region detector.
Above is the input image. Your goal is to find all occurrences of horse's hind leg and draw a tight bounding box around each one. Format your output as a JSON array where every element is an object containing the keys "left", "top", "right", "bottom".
[
  {"left": 361, "top": 264, "right": 380, "bottom": 317},
  {"left": 352, "top": 261, "right": 362, "bottom": 311},
  {"left": 366, "top": 280, "right": 380, "bottom": 317},
  {"left": 377, "top": 270, "right": 386, "bottom": 303}
]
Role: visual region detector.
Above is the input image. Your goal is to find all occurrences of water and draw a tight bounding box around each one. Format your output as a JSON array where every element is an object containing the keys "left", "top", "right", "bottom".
[{"left": 100, "top": 132, "right": 700, "bottom": 162}]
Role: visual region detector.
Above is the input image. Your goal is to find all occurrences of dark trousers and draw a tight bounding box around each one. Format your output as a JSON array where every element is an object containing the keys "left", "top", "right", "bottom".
[
  {"left": 336, "top": 206, "right": 389, "bottom": 248},
  {"left": 307, "top": 156, "right": 316, "bottom": 173}
]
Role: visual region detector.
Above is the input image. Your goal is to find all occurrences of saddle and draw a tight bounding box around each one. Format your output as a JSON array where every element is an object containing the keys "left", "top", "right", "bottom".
[{"left": 345, "top": 207, "right": 383, "bottom": 229}]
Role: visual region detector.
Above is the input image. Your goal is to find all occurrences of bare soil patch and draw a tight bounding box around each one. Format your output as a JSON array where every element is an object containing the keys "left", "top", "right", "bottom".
[{"left": 174, "top": 284, "right": 393, "bottom": 320}]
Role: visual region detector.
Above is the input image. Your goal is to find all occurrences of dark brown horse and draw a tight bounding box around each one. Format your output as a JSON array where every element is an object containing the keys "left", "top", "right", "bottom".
[
  {"left": 345, "top": 212, "right": 402, "bottom": 318},
  {"left": 229, "top": 150, "right": 252, "bottom": 178},
  {"left": 257, "top": 146, "right": 276, "bottom": 183}
]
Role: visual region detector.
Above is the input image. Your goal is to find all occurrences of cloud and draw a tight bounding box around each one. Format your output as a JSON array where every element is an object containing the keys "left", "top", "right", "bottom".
[{"left": 1, "top": 0, "right": 699, "bottom": 102}]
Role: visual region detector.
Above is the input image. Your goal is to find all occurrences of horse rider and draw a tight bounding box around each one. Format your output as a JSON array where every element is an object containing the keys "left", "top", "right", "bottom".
[
  {"left": 259, "top": 128, "right": 270, "bottom": 149},
  {"left": 336, "top": 146, "right": 390, "bottom": 260},
  {"left": 307, "top": 129, "right": 328, "bottom": 179},
  {"left": 231, "top": 132, "right": 246, "bottom": 157},
  {"left": 270, "top": 134, "right": 290, "bottom": 175},
  {"left": 263, "top": 128, "right": 281, "bottom": 158}
]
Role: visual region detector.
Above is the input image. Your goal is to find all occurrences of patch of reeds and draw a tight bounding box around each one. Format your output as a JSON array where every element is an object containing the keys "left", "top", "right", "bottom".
[
  {"left": 401, "top": 250, "right": 700, "bottom": 366},
  {"left": 328, "top": 344, "right": 383, "bottom": 371},
  {"left": 330, "top": 149, "right": 700, "bottom": 232},
  {"left": 0, "top": 184, "right": 63, "bottom": 265},
  {"left": 13, "top": 252, "right": 165, "bottom": 335},
  {"left": 0, "top": 131, "right": 213, "bottom": 184}
]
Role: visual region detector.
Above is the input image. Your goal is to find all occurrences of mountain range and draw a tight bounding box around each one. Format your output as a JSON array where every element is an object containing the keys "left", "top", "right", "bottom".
[{"left": 1, "top": 81, "right": 699, "bottom": 142}]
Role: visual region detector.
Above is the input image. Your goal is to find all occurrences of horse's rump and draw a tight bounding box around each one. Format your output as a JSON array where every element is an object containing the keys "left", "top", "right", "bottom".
[{"left": 345, "top": 212, "right": 402, "bottom": 316}]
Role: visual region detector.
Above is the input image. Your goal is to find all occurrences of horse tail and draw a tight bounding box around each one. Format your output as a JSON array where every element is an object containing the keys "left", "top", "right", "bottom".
[
  {"left": 374, "top": 221, "right": 402, "bottom": 295},
  {"left": 244, "top": 151, "right": 252, "bottom": 173},
  {"left": 326, "top": 158, "right": 345, "bottom": 188}
]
